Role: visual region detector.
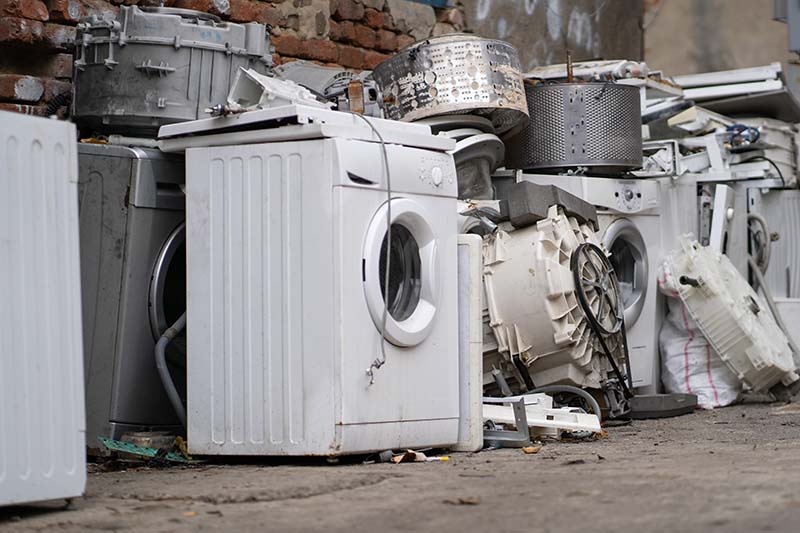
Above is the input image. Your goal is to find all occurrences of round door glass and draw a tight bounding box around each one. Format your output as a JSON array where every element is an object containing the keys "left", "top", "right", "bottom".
[
  {"left": 602, "top": 218, "right": 647, "bottom": 328},
  {"left": 379, "top": 223, "right": 422, "bottom": 321},
  {"left": 609, "top": 238, "right": 639, "bottom": 310}
]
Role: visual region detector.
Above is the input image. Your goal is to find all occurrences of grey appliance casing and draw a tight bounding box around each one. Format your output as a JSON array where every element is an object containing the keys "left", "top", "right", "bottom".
[
  {"left": 79, "top": 143, "right": 185, "bottom": 450},
  {"left": 73, "top": 6, "right": 272, "bottom": 136}
]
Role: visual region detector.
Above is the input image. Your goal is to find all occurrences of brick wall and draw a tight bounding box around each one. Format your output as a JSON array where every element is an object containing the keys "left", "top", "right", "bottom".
[{"left": 0, "top": 0, "right": 467, "bottom": 116}]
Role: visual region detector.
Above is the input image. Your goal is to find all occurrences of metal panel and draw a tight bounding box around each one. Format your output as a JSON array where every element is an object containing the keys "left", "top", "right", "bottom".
[
  {"left": 505, "top": 83, "right": 642, "bottom": 173},
  {"left": 0, "top": 111, "right": 86, "bottom": 505}
]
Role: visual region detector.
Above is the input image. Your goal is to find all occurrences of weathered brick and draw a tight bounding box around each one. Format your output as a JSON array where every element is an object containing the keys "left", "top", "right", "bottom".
[
  {"left": 42, "top": 22, "right": 74, "bottom": 49},
  {"left": 47, "top": 0, "right": 81, "bottom": 23},
  {"left": 0, "top": 74, "right": 44, "bottom": 103},
  {"left": 396, "top": 33, "right": 414, "bottom": 49},
  {"left": 0, "top": 17, "right": 44, "bottom": 45},
  {"left": 43, "top": 77, "right": 70, "bottom": 100},
  {"left": 301, "top": 38, "right": 337, "bottom": 62},
  {"left": 330, "top": 0, "right": 362, "bottom": 21},
  {"left": 2, "top": 0, "right": 49, "bottom": 21},
  {"left": 0, "top": 102, "right": 47, "bottom": 115},
  {"left": 328, "top": 19, "right": 341, "bottom": 40},
  {"left": 431, "top": 21, "right": 455, "bottom": 37},
  {"left": 363, "top": 7, "right": 383, "bottom": 29},
  {"left": 375, "top": 28, "right": 395, "bottom": 51},
  {"left": 329, "top": 19, "right": 355, "bottom": 42},
  {"left": 228, "top": 0, "right": 258, "bottom": 21},
  {"left": 363, "top": 49, "right": 387, "bottom": 69},
  {"left": 336, "top": 43, "right": 365, "bottom": 69},
  {"left": 257, "top": 4, "right": 286, "bottom": 27},
  {"left": 352, "top": 24, "right": 375, "bottom": 48},
  {"left": 0, "top": 52, "right": 72, "bottom": 79},
  {"left": 359, "top": 0, "right": 384, "bottom": 9},
  {"left": 437, "top": 7, "right": 464, "bottom": 30},
  {"left": 170, "top": 0, "right": 230, "bottom": 16},
  {"left": 271, "top": 32, "right": 302, "bottom": 55}
]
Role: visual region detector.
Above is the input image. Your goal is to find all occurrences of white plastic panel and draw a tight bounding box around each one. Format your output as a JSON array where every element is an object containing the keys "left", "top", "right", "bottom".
[
  {"left": 187, "top": 142, "right": 336, "bottom": 454},
  {"left": 751, "top": 189, "right": 800, "bottom": 298},
  {"left": 186, "top": 138, "right": 460, "bottom": 455},
  {"left": 455, "top": 235, "right": 484, "bottom": 452},
  {"left": 0, "top": 112, "right": 86, "bottom": 505}
]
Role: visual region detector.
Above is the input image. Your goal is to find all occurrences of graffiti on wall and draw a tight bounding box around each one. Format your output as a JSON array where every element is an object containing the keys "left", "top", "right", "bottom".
[{"left": 464, "top": 0, "right": 639, "bottom": 71}]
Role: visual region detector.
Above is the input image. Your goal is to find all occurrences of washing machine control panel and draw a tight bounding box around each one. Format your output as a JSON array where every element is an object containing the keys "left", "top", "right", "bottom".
[
  {"left": 614, "top": 181, "right": 643, "bottom": 212},
  {"left": 417, "top": 155, "right": 456, "bottom": 191}
]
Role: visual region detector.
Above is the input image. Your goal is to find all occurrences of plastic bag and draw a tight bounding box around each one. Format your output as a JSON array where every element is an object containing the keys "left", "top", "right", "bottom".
[{"left": 657, "top": 260, "right": 741, "bottom": 409}]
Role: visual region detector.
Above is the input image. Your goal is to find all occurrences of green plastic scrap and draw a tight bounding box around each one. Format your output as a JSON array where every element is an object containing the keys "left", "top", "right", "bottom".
[{"left": 98, "top": 437, "right": 202, "bottom": 463}]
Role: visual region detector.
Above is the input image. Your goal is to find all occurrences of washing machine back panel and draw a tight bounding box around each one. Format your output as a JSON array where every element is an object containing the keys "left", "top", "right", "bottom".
[
  {"left": 187, "top": 141, "right": 338, "bottom": 453},
  {"left": 1, "top": 112, "right": 86, "bottom": 505}
]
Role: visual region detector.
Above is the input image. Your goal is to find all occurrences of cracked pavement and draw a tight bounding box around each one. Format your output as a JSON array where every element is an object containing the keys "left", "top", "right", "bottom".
[{"left": 2, "top": 403, "right": 800, "bottom": 532}]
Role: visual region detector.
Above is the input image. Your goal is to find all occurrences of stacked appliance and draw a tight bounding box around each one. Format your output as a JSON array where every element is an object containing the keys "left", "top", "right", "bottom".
[
  {"left": 520, "top": 175, "right": 662, "bottom": 392},
  {"left": 72, "top": 6, "right": 272, "bottom": 449},
  {"left": 1, "top": 112, "right": 86, "bottom": 505},
  {"left": 157, "top": 105, "right": 467, "bottom": 455},
  {"left": 372, "top": 34, "right": 528, "bottom": 200},
  {"left": 474, "top": 61, "right": 651, "bottom": 415}
]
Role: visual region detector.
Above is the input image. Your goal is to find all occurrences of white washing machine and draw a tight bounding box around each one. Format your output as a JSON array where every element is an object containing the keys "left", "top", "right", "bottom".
[
  {"left": 520, "top": 174, "right": 662, "bottom": 392},
  {"left": 185, "top": 131, "right": 460, "bottom": 455}
]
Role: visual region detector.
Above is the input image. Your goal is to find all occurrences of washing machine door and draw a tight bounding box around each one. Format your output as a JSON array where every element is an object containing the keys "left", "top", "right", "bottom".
[
  {"left": 602, "top": 217, "right": 648, "bottom": 328},
  {"left": 363, "top": 198, "right": 439, "bottom": 347}
]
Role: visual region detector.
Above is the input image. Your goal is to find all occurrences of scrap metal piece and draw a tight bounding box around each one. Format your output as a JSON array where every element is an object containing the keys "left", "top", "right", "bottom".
[
  {"left": 372, "top": 34, "right": 528, "bottom": 135},
  {"left": 504, "top": 82, "right": 642, "bottom": 173},
  {"left": 483, "top": 398, "right": 531, "bottom": 448}
]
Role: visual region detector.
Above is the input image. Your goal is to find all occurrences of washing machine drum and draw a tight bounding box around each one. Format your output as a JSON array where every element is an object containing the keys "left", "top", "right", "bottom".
[
  {"left": 602, "top": 218, "right": 648, "bottom": 328},
  {"left": 363, "top": 199, "right": 440, "bottom": 347},
  {"left": 149, "top": 222, "right": 186, "bottom": 363}
]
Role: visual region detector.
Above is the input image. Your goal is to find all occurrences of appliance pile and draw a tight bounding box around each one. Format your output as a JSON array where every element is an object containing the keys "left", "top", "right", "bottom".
[{"left": 9, "top": 12, "right": 800, "bottom": 510}]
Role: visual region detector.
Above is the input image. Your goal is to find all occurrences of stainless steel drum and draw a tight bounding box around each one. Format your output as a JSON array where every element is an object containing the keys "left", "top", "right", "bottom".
[
  {"left": 372, "top": 34, "right": 528, "bottom": 135},
  {"left": 73, "top": 6, "right": 272, "bottom": 135},
  {"left": 505, "top": 82, "right": 642, "bottom": 173}
]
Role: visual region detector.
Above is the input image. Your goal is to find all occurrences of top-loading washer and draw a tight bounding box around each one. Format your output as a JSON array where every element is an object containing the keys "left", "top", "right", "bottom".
[
  {"left": 180, "top": 109, "right": 461, "bottom": 455},
  {"left": 78, "top": 143, "right": 186, "bottom": 450},
  {"left": 519, "top": 173, "right": 662, "bottom": 392}
]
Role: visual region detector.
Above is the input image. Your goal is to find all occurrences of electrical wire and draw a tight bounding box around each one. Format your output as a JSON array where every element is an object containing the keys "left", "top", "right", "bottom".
[
  {"left": 749, "top": 155, "right": 786, "bottom": 187},
  {"left": 348, "top": 112, "right": 392, "bottom": 385}
]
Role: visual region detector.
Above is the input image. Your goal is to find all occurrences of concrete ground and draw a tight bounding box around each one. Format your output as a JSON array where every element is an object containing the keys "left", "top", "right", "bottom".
[{"left": 3, "top": 403, "right": 800, "bottom": 532}]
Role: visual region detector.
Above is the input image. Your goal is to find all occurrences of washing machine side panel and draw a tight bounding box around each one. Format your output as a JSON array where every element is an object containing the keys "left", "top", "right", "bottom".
[
  {"left": 0, "top": 113, "right": 86, "bottom": 505},
  {"left": 187, "top": 142, "right": 337, "bottom": 455},
  {"left": 78, "top": 150, "right": 131, "bottom": 446}
]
